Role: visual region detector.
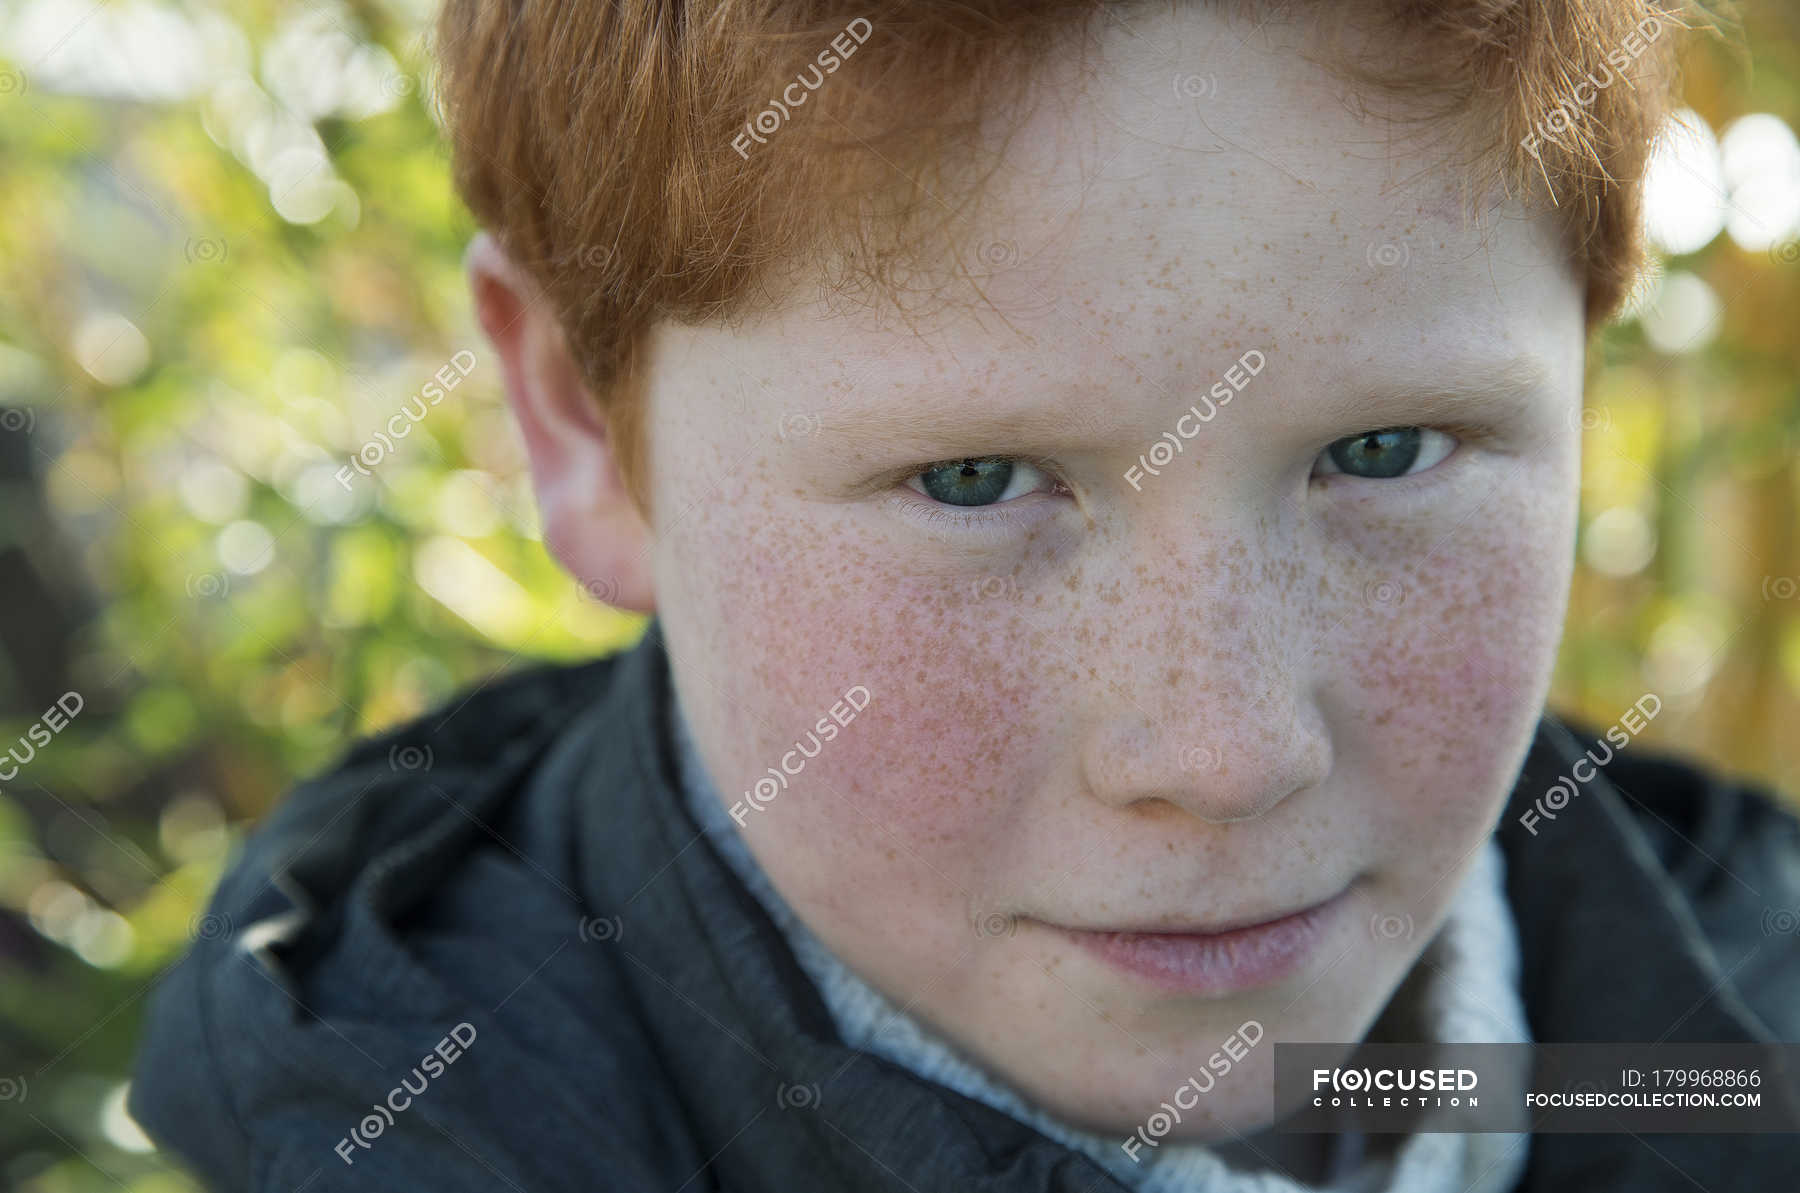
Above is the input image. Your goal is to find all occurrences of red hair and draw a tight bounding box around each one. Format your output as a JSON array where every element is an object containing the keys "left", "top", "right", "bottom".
[{"left": 435, "top": 0, "right": 1699, "bottom": 510}]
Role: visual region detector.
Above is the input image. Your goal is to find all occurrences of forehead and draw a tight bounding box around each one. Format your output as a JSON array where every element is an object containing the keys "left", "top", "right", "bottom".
[{"left": 669, "top": 5, "right": 1583, "bottom": 417}]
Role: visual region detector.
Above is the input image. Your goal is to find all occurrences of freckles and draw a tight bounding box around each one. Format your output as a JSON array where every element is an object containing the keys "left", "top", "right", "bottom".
[
  {"left": 703, "top": 519, "right": 1062, "bottom": 870},
  {"left": 818, "top": 591, "right": 1056, "bottom": 838},
  {"left": 1348, "top": 525, "right": 1566, "bottom": 857}
]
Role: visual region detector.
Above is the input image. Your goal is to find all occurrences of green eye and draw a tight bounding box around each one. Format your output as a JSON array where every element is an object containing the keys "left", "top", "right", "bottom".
[
  {"left": 1314, "top": 427, "right": 1455, "bottom": 479},
  {"left": 911, "top": 457, "right": 1031, "bottom": 507}
]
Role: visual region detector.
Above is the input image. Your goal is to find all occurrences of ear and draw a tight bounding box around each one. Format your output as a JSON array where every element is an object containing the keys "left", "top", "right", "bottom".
[{"left": 464, "top": 232, "right": 654, "bottom": 613}]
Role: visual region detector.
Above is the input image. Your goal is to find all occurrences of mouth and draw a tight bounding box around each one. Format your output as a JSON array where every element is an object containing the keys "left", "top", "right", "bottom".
[{"left": 1043, "top": 885, "right": 1354, "bottom": 997}]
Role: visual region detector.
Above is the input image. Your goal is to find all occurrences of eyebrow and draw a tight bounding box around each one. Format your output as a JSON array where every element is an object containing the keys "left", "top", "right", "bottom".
[
  {"left": 1315, "top": 352, "right": 1554, "bottom": 428},
  {"left": 813, "top": 350, "right": 1556, "bottom": 454}
]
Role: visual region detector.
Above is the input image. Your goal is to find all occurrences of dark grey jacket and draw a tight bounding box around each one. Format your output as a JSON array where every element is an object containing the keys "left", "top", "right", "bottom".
[{"left": 129, "top": 620, "right": 1800, "bottom": 1190}]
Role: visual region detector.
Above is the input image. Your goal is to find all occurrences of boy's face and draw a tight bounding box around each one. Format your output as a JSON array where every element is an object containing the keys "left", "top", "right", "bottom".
[{"left": 640, "top": 7, "right": 1583, "bottom": 1140}]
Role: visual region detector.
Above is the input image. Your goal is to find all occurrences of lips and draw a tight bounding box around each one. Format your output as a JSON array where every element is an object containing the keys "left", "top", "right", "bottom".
[{"left": 1047, "top": 886, "right": 1352, "bottom": 996}]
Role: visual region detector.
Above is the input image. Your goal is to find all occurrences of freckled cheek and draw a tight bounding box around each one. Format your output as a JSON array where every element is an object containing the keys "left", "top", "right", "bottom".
[
  {"left": 1444, "top": 517, "right": 1576, "bottom": 724},
  {"left": 1360, "top": 530, "right": 1570, "bottom": 842},
  {"left": 692, "top": 522, "right": 1053, "bottom": 874}
]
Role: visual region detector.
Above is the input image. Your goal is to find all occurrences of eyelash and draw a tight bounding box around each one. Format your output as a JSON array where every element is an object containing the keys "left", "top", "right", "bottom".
[
  {"left": 907, "top": 502, "right": 1032, "bottom": 531},
  {"left": 888, "top": 454, "right": 1068, "bottom": 531},
  {"left": 1308, "top": 427, "right": 1461, "bottom": 482},
  {"left": 892, "top": 426, "right": 1483, "bottom": 518},
  {"left": 1316, "top": 421, "right": 1513, "bottom": 489}
]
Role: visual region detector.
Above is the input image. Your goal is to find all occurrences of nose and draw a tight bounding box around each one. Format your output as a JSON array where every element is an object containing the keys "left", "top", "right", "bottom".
[{"left": 1076, "top": 546, "right": 1331, "bottom": 824}]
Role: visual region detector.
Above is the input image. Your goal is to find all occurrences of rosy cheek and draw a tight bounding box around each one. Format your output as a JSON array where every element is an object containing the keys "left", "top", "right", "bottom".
[
  {"left": 689, "top": 520, "right": 1053, "bottom": 886},
  {"left": 1357, "top": 531, "right": 1567, "bottom": 843},
  {"left": 804, "top": 610, "right": 1044, "bottom": 827}
]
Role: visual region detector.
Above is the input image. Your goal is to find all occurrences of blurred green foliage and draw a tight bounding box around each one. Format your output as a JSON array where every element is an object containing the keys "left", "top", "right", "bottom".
[
  {"left": 0, "top": 2, "right": 1795, "bottom": 1191},
  {"left": 0, "top": 2, "right": 641, "bottom": 1188}
]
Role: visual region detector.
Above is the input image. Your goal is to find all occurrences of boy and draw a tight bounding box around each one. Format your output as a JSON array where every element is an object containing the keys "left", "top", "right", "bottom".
[{"left": 132, "top": 1, "right": 1800, "bottom": 1190}]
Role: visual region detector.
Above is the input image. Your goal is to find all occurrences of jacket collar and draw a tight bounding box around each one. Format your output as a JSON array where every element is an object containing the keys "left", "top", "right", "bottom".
[
  {"left": 1489, "top": 715, "right": 1787, "bottom": 1189},
  {"left": 1494, "top": 714, "right": 1771, "bottom": 1047}
]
